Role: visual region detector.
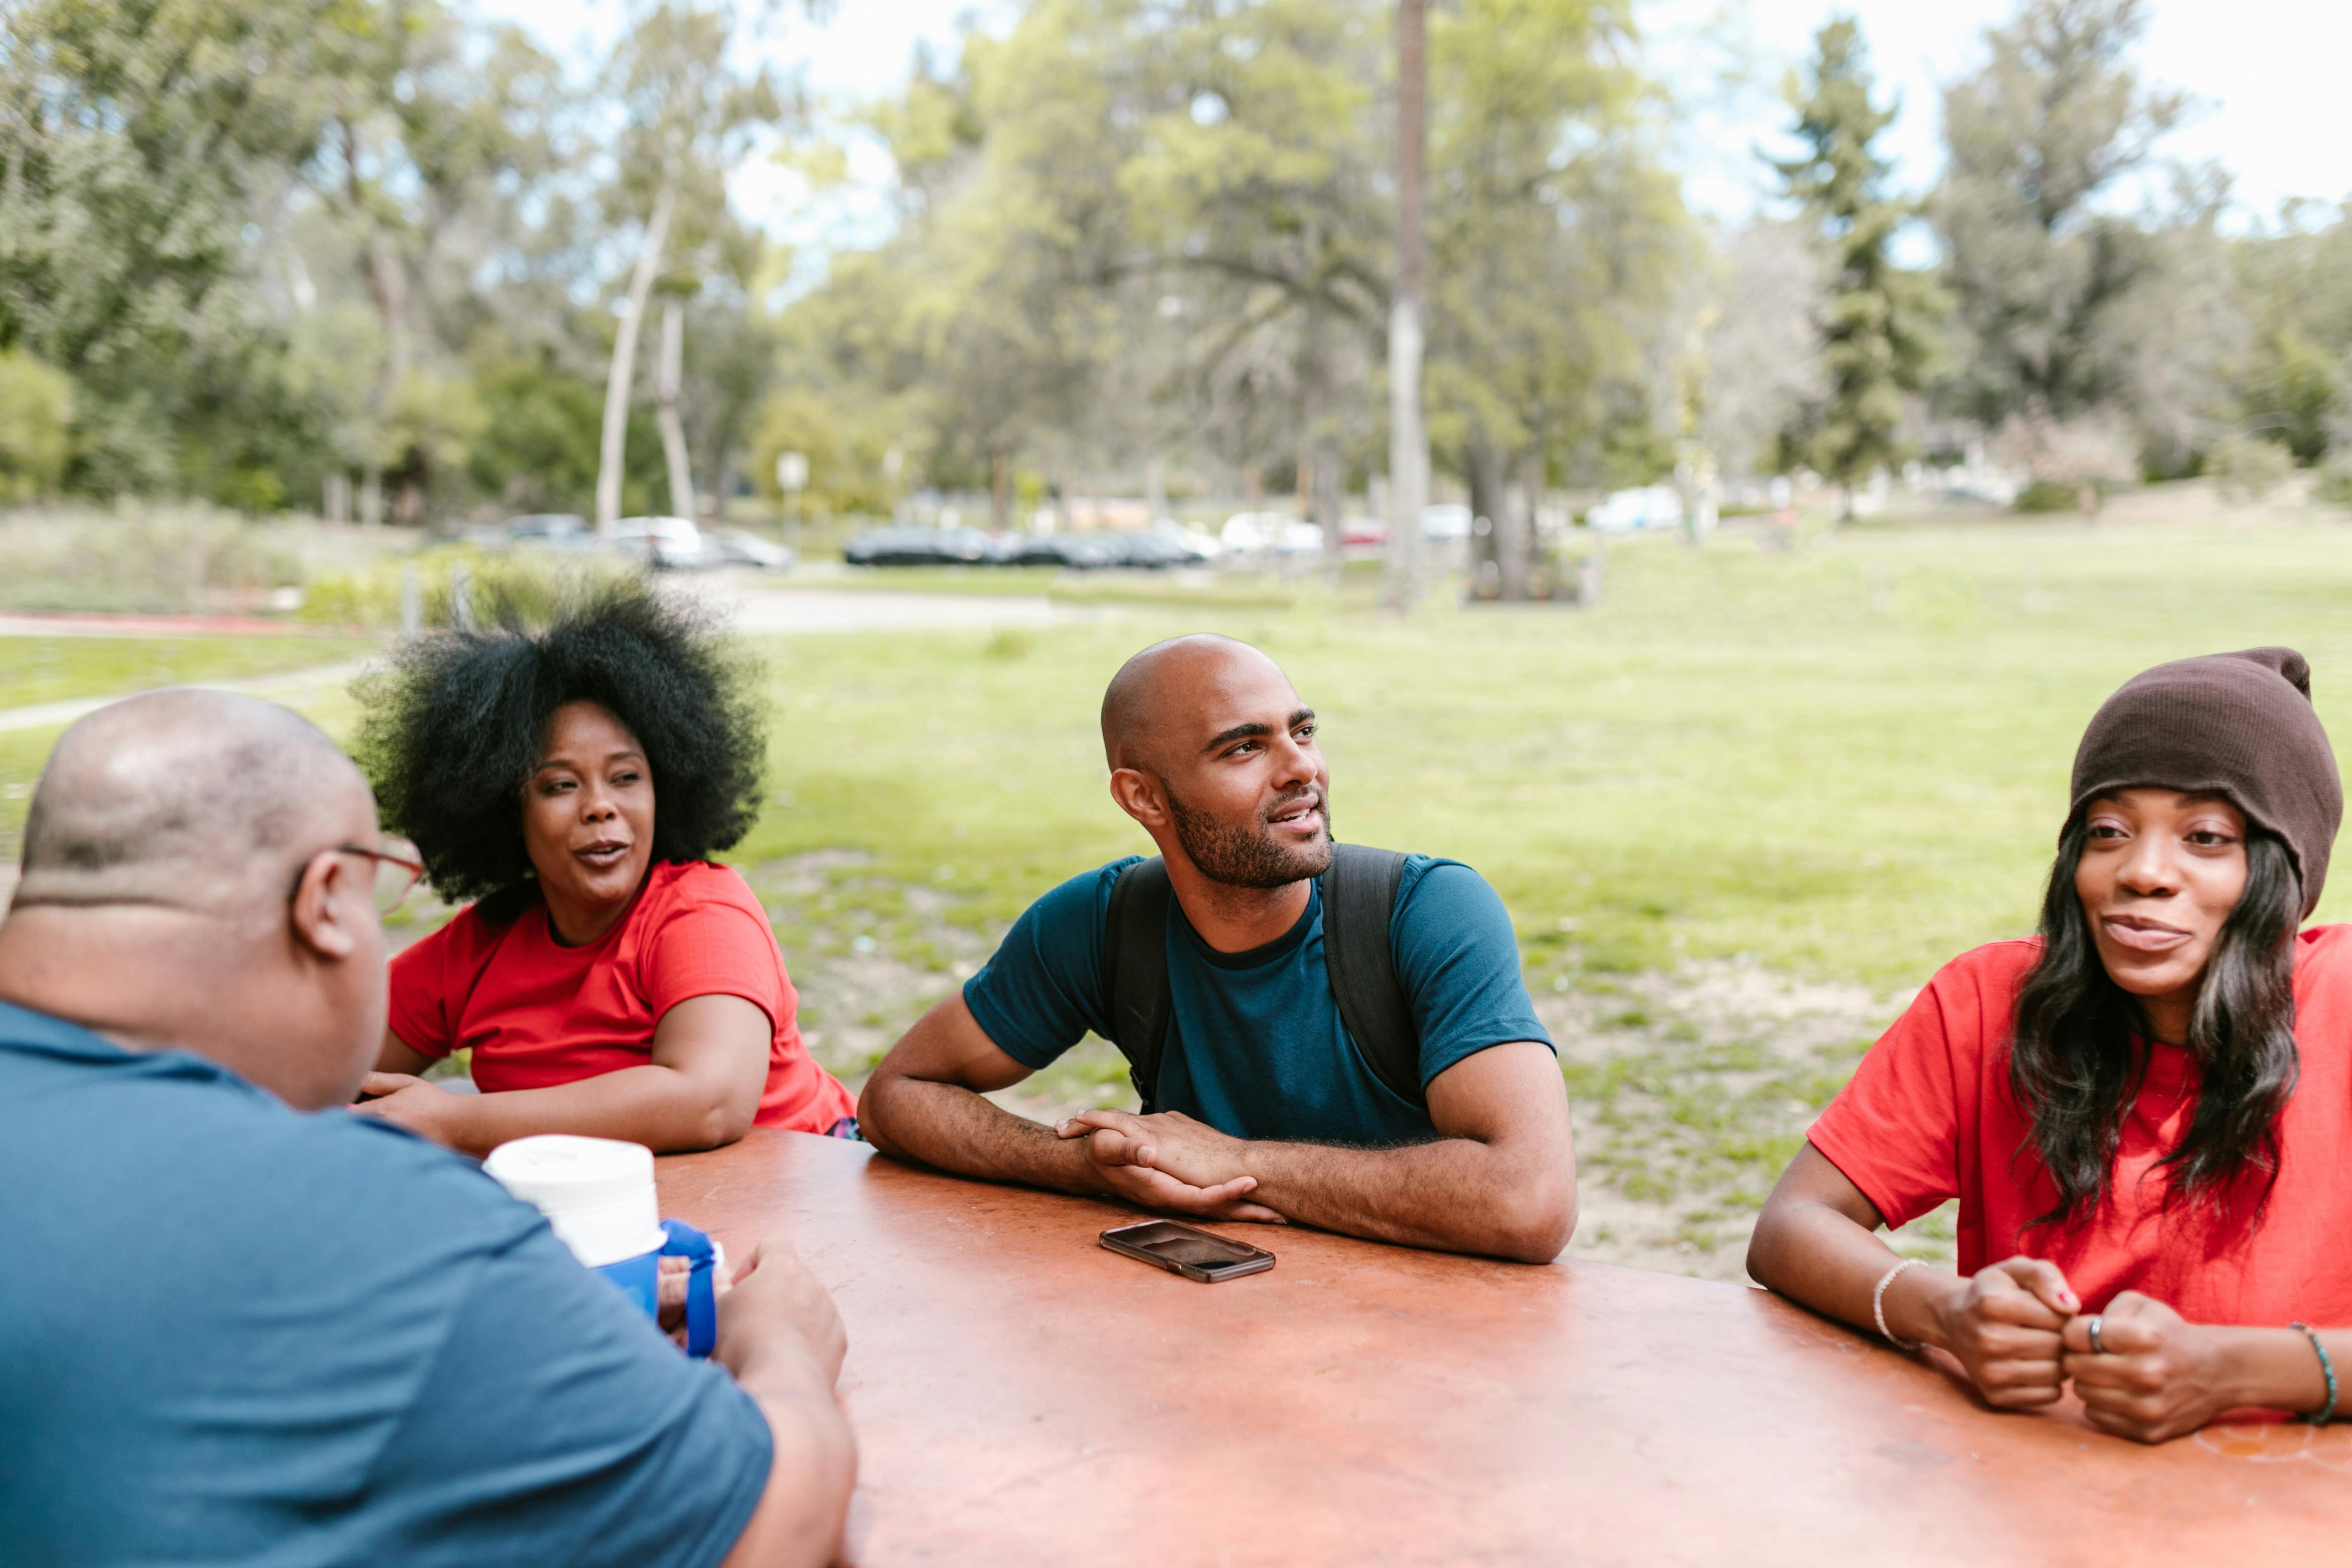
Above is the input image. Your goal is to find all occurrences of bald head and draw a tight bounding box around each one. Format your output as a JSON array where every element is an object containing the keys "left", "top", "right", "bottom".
[
  {"left": 1101, "top": 635, "right": 1289, "bottom": 773},
  {"left": 16, "top": 690, "right": 369, "bottom": 913}
]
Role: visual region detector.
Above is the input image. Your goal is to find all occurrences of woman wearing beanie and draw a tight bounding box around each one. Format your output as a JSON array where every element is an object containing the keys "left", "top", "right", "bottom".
[{"left": 1748, "top": 648, "right": 2352, "bottom": 1443}]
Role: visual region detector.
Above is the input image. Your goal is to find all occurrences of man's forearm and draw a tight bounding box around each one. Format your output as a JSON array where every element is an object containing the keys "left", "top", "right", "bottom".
[
  {"left": 721, "top": 1342, "right": 857, "bottom": 1568},
  {"left": 860, "top": 1075, "right": 1110, "bottom": 1198},
  {"left": 1240, "top": 1136, "right": 1572, "bottom": 1263}
]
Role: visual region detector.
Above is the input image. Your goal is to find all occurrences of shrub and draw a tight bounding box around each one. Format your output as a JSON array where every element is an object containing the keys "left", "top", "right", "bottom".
[
  {"left": 2014, "top": 479, "right": 2088, "bottom": 513},
  {"left": 0, "top": 352, "right": 74, "bottom": 502},
  {"left": 2317, "top": 454, "right": 2352, "bottom": 511},
  {"left": 298, "top": 545, "right": 636, "bottom": 630},
  {"left": 0, "top": 505, "right": 305, "bottom": 613},
  {"left": 2209, "top": 434, "right": 2295, "bottom": 502}
]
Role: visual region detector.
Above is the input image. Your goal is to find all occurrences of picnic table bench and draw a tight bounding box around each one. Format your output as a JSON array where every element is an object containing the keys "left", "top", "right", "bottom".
[{"left": 659, "top": 1130, "right": 2349, "bottom": 1566}]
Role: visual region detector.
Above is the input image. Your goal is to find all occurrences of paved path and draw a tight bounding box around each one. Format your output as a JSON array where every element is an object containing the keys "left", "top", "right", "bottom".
[
  {"left": 716, "top": 587, "right": 1062, "bottom": 636},
  {"left": 0, "top": 660, "right": 377, "bottom": 736},
  {"left": 0, "top": 612, "right": 332, "bottom": 638},
  {"left": 0, "top": 591, "right": 1072, "bottom": 737}
]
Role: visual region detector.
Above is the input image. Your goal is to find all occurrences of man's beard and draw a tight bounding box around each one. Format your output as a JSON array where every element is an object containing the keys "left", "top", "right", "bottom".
[{"left": 1163, "top": 783, "right": 1335, "bottom": 889}]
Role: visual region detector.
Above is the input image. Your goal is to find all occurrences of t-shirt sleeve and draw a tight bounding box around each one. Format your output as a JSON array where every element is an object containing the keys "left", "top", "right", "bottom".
[
  {"left": 386, "top": 912, "right": 474, "bottom": 1060},
  {"left": 1806, "top": 959, "right": 1979, "bottom": 1231},
  {"left": 644, "top": 873, "right": 789, "bottom": 1028},
  {"left": 960, "top": 860, "right": 1134, "bottom": 1071},
  {"left": 1390, "top": 858, "right": 1554, "bottom": 1087},
  {"left": 368, "top": 1222, "right": 774, "bottom": 1568}
]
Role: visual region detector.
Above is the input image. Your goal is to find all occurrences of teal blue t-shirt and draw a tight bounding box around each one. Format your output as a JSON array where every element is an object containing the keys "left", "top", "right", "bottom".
[
  {"left": 963, "top": 854, "right": 1552, "bottom": 1145},
  {"left": 0, "top": 1001, "right": 772, "bottom": 1568}
]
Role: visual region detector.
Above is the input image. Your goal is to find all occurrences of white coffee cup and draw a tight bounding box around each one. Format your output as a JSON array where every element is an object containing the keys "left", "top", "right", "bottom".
[{"left": 483, "top": 1134, "right": 666, "bottom": 1268}]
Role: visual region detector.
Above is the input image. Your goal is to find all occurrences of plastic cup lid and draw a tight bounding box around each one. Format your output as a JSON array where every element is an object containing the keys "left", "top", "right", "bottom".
[{"left": 483, "top": 1134, "right": 667, "bottom": 1269}]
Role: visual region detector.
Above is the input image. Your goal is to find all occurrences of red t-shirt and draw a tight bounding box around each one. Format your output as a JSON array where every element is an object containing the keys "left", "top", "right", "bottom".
[
  {"left": 1809, "top": 927, "right": 2352, "bottom": 1325},
  {"left": 388, "top": 860, "right": 855, "bottom": 1134}
]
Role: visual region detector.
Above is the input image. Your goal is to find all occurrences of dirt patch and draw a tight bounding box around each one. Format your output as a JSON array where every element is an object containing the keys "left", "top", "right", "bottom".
[{"left": 1544, "top": 959, "right": 1955, "bottom": 1280}]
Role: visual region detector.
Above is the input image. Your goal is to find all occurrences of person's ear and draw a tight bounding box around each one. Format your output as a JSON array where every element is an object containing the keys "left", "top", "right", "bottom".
[
  {"left": 288, "top": 850, "right": 365, "bottom": 961},
  {"left": 1108, "top": 767, "right": 1170, "bottom": 830}
]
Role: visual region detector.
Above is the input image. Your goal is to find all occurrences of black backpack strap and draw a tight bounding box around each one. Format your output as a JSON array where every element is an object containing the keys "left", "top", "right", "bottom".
[
  {"left": 1319, "top": 844, "right": 1421, "bottom": 1108},
  {"left": 1100, "top": 856, "right": 1173, "bottom": 1113}
]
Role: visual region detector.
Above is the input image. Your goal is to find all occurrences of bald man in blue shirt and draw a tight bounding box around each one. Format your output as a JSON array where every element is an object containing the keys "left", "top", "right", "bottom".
[
  {"left": 0, "top": 690, "right": 854, "bottom": 1568},
  {"left": 859, "top": 636, "right": 1577, "bottom": 1263}
]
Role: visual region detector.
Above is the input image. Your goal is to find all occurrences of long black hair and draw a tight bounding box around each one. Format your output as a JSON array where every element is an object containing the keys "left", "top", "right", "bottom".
[
  {"left": 354, "top": 576, "right": 767, "bottom": 912},
  {"left": 2008, "top": 815, "right": 2302, "bottom": 1231}
]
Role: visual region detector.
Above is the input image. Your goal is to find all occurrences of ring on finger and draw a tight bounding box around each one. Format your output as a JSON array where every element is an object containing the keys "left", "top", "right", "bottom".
[{"left": 2087, "top": 1314, "right": 2107, "bottom": 1355}]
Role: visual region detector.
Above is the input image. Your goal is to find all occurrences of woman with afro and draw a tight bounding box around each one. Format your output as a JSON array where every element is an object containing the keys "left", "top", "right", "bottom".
[{"left": 350, "top": 580, "right": 854, "bottom": 1154}]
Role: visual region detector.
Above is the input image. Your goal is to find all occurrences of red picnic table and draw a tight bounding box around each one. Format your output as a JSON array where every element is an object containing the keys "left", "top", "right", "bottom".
[{"left": 658, "top": 1130, "right": 2349, "bottom": 1566}]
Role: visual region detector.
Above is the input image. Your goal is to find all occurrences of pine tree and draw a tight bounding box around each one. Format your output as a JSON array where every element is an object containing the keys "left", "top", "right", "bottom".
[{"left": 1772, "top": 18, "right": 1940, "bottom": 516}]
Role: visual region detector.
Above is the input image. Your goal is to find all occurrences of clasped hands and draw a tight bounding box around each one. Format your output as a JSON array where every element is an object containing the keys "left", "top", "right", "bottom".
[
  {"left": 1925, "top": 1257, "right": 2243, "bottom": 1443},
  {"left": 1054, "top": 1108, "right": 1287, "bottom": 1224}
]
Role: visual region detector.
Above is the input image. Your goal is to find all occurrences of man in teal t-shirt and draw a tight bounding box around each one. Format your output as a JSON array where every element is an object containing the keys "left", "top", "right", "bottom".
[{"left": 859, "top": 636, "right": 1576, "bottom": 1263}]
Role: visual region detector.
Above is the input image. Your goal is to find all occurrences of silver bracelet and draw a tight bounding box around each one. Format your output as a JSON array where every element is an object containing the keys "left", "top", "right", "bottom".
[{"left": 1872, "top": 1258, "right": 1925, "bottom": 1350}]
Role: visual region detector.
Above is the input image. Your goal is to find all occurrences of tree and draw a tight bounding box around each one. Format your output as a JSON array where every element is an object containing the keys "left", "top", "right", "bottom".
[
  {"left": 2229, "top": 201, "right": 2352, "bottom": 467},
  {"left": 1422, "top": 0, "right": 1678, "bottom": 597},
  {"left": 1933, "top": 0, "right": 2182, "bottom": 453},
  {"left": 1382, "top": 0, "right": 1429, "bottom": 608},
  {"left": 1772, "top": 17, "right": 1940, "bottom": 518},
  {"left": 0, "top": 0, "right": 373, "bottom": 495},
  {"left": 594, "top": 2, "right": 782, "bottom": 532}
]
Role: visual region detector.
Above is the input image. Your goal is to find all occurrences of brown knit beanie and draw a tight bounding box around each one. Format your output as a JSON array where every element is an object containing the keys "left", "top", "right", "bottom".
[{"left": 2069, "top": 647, "right": 2342, "bottom": 918}]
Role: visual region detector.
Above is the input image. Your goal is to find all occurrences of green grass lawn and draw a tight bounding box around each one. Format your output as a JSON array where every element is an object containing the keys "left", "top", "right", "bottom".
[
  {"left": 736, "top": 516, "right": 2352, "bottom": 994},
  {"left": 0, "top": 636, "right": 377, "bottom": 856},
  {"left": 0, "top": 634, "right": 373, "bottom": 714},
  {"left": 12, "top": 518, "right": 2352, "bottom": 994}
]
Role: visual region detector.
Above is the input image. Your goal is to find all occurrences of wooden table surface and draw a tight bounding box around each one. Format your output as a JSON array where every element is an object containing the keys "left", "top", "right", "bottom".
[{"left": 658, "top": 1130, "right": 2350, "bottom": 1566}]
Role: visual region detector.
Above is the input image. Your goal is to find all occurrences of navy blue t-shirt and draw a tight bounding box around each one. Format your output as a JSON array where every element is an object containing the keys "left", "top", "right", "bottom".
[
  {"left": 963, "top": 854, "right": 1552, "bottom": 1145},
  {"left": 0, "top": 1001, "right": 772, "bottom": 1568}
]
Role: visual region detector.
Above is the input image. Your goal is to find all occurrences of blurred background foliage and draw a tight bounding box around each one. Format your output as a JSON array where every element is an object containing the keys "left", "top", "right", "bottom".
[{"left": 0, "top": 0, "right": 2344, "bottom": 529}]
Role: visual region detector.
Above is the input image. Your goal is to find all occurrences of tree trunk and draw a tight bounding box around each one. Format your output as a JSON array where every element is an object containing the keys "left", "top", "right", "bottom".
[
  {"left": 1466, "top": 431, "right": 1505, "bottom": 599},
  {"left": 1300, "top": 296, "right": 1346, "bottom": 581},
  {"left": 1145, "top": 456, "right": 1168, "bottom": 523},
  {"left": 596, "top": 179, "right": 679, "bottom": 536},
  {"left": 991, "top": 449, "right": 1010, "bottom": 532},
  {"left": 656, "top": 296, "right": 696, "bottom": 520},
  {"left": 1514, "top": 445, "right": 1547, "bottom": 598},
  {"left": 1381, "top": 0, "right": 1429, "bottom": 611}
]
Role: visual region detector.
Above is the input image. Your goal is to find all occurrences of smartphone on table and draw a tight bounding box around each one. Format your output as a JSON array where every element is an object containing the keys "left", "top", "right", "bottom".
[{"left": 1099, "top": 1220, "right": 1276, "bottom": 1282}]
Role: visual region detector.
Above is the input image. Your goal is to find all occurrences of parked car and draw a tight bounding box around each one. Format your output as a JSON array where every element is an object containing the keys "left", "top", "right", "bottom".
[
  {"left": 842, "top": 526, "right": 999, "bottom": 566},
  {"left": 1339, "top": 515, "right": 1389, "bottom": 548},
  {"left": 1274, "top": 520, "right": 1326, "bottom": 554},
  {"left": 1166, "top": 526, "right": 1224, "bottom": 561},
  {"left": 1101, "top": 531, "right": 1193, "bottom": 569},
  {"left": 1420, "top": 503, "right": 1473, "bottom": 541},
  {"left": 1219, "top": 511, "right": 1281, "bottom": 551},
  {"left": 505, "top": 513, "right": 594, "bottom": 552},
  {"left": 708, "top": 528, "right": 796, "bottom": 572},
  {"left": 1001, "top": 533, "right": 1122, "bottom": 569},
  {"left": 613, "top": 516, "right": 712, "bottom": 569},
  {"left": 1584, "top": 486, "right": 1684, "bottom": 533}
]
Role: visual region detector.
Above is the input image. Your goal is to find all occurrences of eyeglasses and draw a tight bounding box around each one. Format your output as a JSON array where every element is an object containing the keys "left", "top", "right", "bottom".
[{"left": 288, "top": 838, "right": 427, "bottom": 914}]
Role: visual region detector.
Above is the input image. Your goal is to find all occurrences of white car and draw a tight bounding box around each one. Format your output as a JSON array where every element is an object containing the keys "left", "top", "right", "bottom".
[
  {"left": 710, "top": 529, "right": 796, "bottom": 572},
  {"left": 1420, "top": 503, "right": 1473, "bottom": 541},
  {"left": 613, "top": 516, "right": 710, "bottom": 569},
  {"left": 1584, "top": 486, "right": 1684, "bottom": 533},
  {"left": 1220, "top": 511, "right": 1275, "bottom": 551}
]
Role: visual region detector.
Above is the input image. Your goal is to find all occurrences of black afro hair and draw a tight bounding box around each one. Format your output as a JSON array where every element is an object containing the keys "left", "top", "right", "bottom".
[{"left": 354, "top": 576, "right": 767, "bottom": 910}]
